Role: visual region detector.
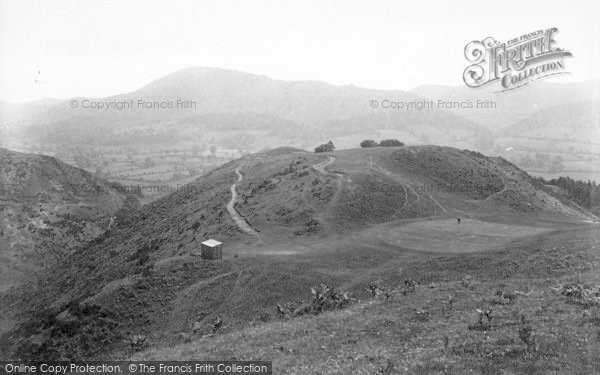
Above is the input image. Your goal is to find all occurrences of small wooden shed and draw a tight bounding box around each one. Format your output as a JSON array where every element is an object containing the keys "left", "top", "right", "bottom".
[{"left": 201, "top": 239, "right": 223, "bottom": 260}]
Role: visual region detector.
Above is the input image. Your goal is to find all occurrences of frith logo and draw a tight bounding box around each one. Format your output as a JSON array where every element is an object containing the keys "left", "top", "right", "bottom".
[{"left": 463, "top": 28, "right": 572, "bottom": 91}]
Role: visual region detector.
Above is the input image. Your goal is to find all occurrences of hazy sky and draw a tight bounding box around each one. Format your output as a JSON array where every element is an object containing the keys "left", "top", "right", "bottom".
[{"left": 1, "top": 0, "right": 599, "bottom": 102}]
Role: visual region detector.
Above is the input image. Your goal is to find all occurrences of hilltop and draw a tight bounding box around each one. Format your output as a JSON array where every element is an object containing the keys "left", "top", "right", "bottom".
[{"left": 2, "top": 145, "right": 598, "bottom": 368}]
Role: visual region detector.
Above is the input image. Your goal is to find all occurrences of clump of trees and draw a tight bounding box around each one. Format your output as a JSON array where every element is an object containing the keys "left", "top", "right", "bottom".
[
  {"left": 314, "top": 141, "right": 335, "bottom": 153},
  {"left": 360, "top": 139, "right": 378, "bottom": 148},
  {"left": 539, "top": 176, "right": 600, "bottom": 211},
  {"left": 360, "top": 139, "right": 405, "bottom": 148},
  {"left": 379, "top": 139, "right": 405, "bottom": 147}
]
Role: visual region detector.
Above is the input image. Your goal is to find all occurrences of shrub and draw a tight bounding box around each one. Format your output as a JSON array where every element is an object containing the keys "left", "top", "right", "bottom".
[
  {"left": 128, "top": 334, "right": 148, "bottom": 351},
  {"left": 360, "top": 139, "right": 378, "bottom": 148},
  {"left": 278, "top": 283, "right": 352, "bottom": 317},
  {"left": 308, "top": 283, "right": 352, "bottom": 313},
  {"left": 555, "top": 282, "right": 600, "bottom": 307},
  {"left": 314, "top": 141, "right": 335, "bottom": 153},
  {"left": 367, "top": 278, "right": 416, "bottom": 300},
  {"left": 379, "top": 139, "right": 405, "bottom": 147}
]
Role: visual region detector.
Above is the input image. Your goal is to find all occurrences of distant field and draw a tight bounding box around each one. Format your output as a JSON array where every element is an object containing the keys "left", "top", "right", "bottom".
[
  {"left": 369, "top": 218, "right": 552, "bottom": 253},
  {"left": 107, "top": 175, "right": 201, "bottom": 204}
]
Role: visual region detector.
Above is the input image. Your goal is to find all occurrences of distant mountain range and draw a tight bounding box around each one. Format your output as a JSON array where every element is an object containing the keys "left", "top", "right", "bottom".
[
  {"left": 1, "top": 68, "right": 598, "bottom": 161},
  {"left": 3, "top": 68, "right": 488, "bottom": 150},
  {"left": 496, "top": 100, "right": 600, "bottom": 151}
]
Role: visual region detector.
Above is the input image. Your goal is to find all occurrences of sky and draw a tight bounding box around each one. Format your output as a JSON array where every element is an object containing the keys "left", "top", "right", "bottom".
[{"left": 1, "top": 0, "right": 600, "bottom": 102}]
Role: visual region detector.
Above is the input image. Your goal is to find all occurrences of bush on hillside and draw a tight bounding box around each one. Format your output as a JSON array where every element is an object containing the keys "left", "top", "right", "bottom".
[
  {"left": 379, "top": 139, "right": 405, "bottom": 147},
  {"left": 314, "top": 141, "right": 335, "bottom": 153},
  {"left": 360, "top": 139, "right": 378, "bottom": 148},
  {"left": 277, "top": 283, "right": 352, "bottom": 317},
  {"left": 360, "top": 139, "right": 405, "bottom": 147},
  {"left": 556, "top": 282, "right": 600, "bottom": 307}
]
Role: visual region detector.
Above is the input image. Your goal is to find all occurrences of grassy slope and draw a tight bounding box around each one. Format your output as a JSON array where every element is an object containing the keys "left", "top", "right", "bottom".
[
  {"left": 135, "top": 225, "right": 600, "bottom": 374},
  {"left": 134, "top": 146, "right": 600, "bottom": 373},
  {"left": 4, "top": 146, "right": 599, "bottom": 372},
  {"left": 1, "top": 160, "right": 247, "bottom": 359}
]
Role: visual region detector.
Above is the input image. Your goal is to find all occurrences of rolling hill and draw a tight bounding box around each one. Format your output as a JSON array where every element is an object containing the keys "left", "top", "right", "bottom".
[
  {"left": 411, "top": 80, "right": 600, "bottom": 132},
  {"left": 2, "top": 145, "right": 597, "bottom": 365}
]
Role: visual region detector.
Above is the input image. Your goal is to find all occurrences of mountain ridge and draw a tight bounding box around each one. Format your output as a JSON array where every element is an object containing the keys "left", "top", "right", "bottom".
[{"left": 6, "top": 67, "right": 490, "bottom": 151}]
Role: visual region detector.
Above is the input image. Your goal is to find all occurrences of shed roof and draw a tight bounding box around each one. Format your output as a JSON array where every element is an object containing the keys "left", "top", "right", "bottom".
[{"left": 201, "top": 239, "right": 223, "bottom": 247}]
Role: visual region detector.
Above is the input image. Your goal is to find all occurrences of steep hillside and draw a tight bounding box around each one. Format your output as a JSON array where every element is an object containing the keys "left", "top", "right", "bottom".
[
  {"left": 0, "top": 148, "right": 138, "bottom": 292},
  {"left": 2, "top": 146, "right": 596, "bottom": 361},
  {"left": 2, "top": 161, "right": 245, "bottom": 359}
]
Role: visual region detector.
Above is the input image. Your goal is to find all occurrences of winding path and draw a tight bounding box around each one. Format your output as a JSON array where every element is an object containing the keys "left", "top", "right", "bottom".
[
  {"left": 312, "top": 155, "right": 339, "bottom": 175},
  {"left": 311, "top": 155, "right": 345, "bottom": 230},
  {"left": 227, "top": 167, "right": 259, "bottom": 236}
]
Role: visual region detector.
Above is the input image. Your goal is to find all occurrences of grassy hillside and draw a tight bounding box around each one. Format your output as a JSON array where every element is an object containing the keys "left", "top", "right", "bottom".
[
  {"left": 0, "top": 148, "right": 138, "bottom": 292},
  {"left": 135, "top": 225, "right": 600, "bottom": 374},
  {"left": 2, "top": 146, "right": 597, "bottom": 370}
]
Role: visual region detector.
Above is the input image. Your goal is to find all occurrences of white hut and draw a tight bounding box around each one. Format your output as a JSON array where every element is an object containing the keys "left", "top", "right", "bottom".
[{"left": 201, "top": 239, "right": 223, "bottom": 260}]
